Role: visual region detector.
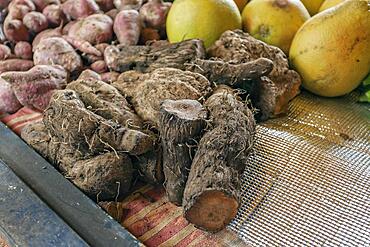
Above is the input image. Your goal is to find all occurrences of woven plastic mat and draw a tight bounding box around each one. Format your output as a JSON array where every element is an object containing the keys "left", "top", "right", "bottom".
[{"left": 230, "top": 91, "right": 370, "bottom": 246}]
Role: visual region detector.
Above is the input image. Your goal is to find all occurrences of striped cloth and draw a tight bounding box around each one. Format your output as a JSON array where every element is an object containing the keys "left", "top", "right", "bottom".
[{"left": 1, "top": 108, "right": 244, "bottom": 246}]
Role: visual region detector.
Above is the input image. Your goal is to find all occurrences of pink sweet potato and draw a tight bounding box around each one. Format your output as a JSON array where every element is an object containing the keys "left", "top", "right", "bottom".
[
  {"left": 4, "top": 18, "right": 30, "bottom": 41},
  {"left": 23, "top": 11, "right": 49, "bottom": 33},
  {"left": 62, "top": 35, "right": 102, "bottom": 56},
  {"left": 67, "top": 14, "right": 113, "bottom": 45},
  {"left": 113, "top": 0, "right": 142, "bottom": 10},
  {"left": 32, "top": 0, "right": 61, "bottom": 11},
  {"left": 139, "top": 27, "right": 160, "bottom": 45},
  {"left": 0, "top": 44, "right": 11, "bottom": 60},
  {"left": 62, "top": 20, "right": 76, "bottom": 34},
  {"left": 1, "top": 65, "right": 68, "bottom": 110},
  {"left": 90, "top": 60, "right": 107, "bottom": 73},
  {"left": 95, "top": 0, "right": 114, "bottom": 12},
  {"left": 42, "top": 4, "right": 67, "bottom": 27},
  {"left": 8, "top": 4, "right": 32, "bottom": 20},
  {"left": 62, "top": 0, "right": 100, "bottom": 20},
  {"left": 32, "top": 25, "right": 62, "bottom": 49},
  {"left": 95, "top": 43, "right": 109, "bottom": 54},
  {"left": 105, "top": 9, "right": 118, "bottom": 20},
  {"left": 0, "top": 59, "right": 34, "bottom": 73},
  {"left": 9, "top": 0, "right": 36, "bottom": 11},
  {"left": 33, "top": 37, "right": 83, "bottom": 73},
  {"left": 113, "top": 10, "right": 141, "bottom": 45},
  {"left": 139, "top": 0, "right": 171, "bottom": 30},
  {"left": 14, "top": 41, "right": 32, "bottom": 59},
  {"left": 0, "top": 77, "right": 22, "bottom": 113}
]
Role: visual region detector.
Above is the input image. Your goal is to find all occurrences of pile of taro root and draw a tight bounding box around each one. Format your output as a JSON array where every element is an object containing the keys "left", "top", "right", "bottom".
[{"left": 0, "top": 0, "right": 302, "bottom": 233}]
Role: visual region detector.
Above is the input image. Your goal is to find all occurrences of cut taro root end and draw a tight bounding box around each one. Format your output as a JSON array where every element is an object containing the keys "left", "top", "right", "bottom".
[{"left": 184, "top": 190, "right": 239, "bottom": 232}]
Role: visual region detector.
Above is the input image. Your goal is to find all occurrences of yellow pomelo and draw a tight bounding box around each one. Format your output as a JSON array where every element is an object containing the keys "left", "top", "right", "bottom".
[
  {"left": 234, "top": 0, "right": 249, "bottom": 11},
  {"left": 300, "top": 0, "right": 325, "bottom": 15},
  {"left": 242, "top": 0, "right": 310, "bottom": 54},
  {"left": 290, "top": 0, "right": 370, "bottom": 97},
  {"left": 166, "top": 0, "right": 242, "bottom": 48},
  {"left": 319, "top": 0, "right": 346, "bottom": 12}
]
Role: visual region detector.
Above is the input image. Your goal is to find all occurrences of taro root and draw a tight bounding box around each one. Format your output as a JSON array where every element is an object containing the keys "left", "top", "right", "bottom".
[
  {"left": 159, "top": 99, "right": 207, "bottom": 205},
  {"left": 183, "top": 85, "right": 256, "bottom": 233},
  {"left": 44, "top": 90, "right": 154, "bottom": 155},
  {"left": 66, "top": 77, "right": 143, "bottom": 129},
  {"left": 208, "top": 30, "right": 302, "bottom": 118},
  {"left": 133, "top": 148, "right": 163, "bottom": 185},
  {"left": 113, "top": 68, "right": 212, "bottom": 126}
]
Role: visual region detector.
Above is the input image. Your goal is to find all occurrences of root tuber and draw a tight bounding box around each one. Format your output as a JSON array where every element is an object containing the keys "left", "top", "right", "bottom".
[
  {"left": 14, "top": 41, "right": 32, "bottom": 60},
  {"left": 0, "top": 59, "right": 34, "bottom": 73},
  {"left": 22, "top": 11, "right": 48, "bottom": 33},
  {"left": 159, "top": 99, "right": 207, "bottom": 205},
  {"left": 0, "top": 77, "right": 22, "bottom": 113},
  {"left": 42, "top": 4, "right": 67, "bottom": 27},
  {"left": 114, "top": 10, "right": 141, "bottom": 46},
  {"left": 183, "top": 85, "right": 256, "bottom": 232}
]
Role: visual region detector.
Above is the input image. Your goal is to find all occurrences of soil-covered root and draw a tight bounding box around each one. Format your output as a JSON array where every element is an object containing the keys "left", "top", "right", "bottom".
[
  {"left": 44, "top": 90, "right": 154, "bottom": 155},
  {"left": 159, "top": 99, "right": 207, "bottom": 205},
  {"left": 183, "top": 85, "right": 256, "bottom": 232},
  {"left": 69, "top": 152, "right": 133, "bottom": 200},
  {"left": 208, "top": 30, "right": 301, "bottom": 118},
  {"left": 104, "top": 39, "right": 206, "bottom": 73},
  {"left": 66, "top": 77, "right": 143, "bottom": 129},
  {"left": 21, "top": 122, "right": 50, "bottom": 158},
  {"left": 186, "top": 57, "right": 274, "bottom": 87},
  {"left": 133, "top": 148, "right": 163, "bottom": 185},
  {"left": 1, "top": 65, "right": 69, "bottom": 110},
  {"left": 113, "top": 68, "right": 212, "bottom": 126}
]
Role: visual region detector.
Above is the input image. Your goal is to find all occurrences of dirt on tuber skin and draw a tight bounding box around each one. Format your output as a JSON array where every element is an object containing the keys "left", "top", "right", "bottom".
[
  {"left": 208, "top": 30, "right": 302, "bottom": 118},
  {"left": 139, "top": 28, "right": 160, "bottom": 45},
  {"left": 113, "top": 68, "right": 212, "bottom": 126},
  {"left": 90, "top": 60, "right": 108, "bottom": 73},
  {"left": 66, "top": 76, "right": 143, "bottom": 129},
  {"left": 14, "top": 41, "right": 32, "bottom": 60},
  {"left": 133, "top": 147, "right": 164, "bottom": 185},
  {"left": 0, "top": 59, "right": 34, "bottom": 73},
  {"left": 23, "top": 11, "right": 48, "bottom": 33},
  {"left": 21, "top": 122, "right": 134, "bottom": 201},
  {"left": 32, "top": 0, "right": 61, "bottom": 12},
  {"left": 33, "top": 37, "right": 83, "bottom": 73},
  {"left": 1, "top": 65, "right": 69, "bottom": 110},
  {"left": 114, "top": 0, "right": 143, "bottom": 10},
  {"left": 62, "top": 35, "right": 102, "bottom": 57},
  {"left": 100, "top": 71, "right": 120, "bottom": 84},
  {"left": 4, "top": 18, "right": 30, "bottom": 41},
  {"left": 67, "top": 14, "right": 113, "bottom": 45},
  {"left": 114, "top": 10, "right": 141, "bottom": 46},
  {"left": 44, "top": 90, "right": 154, "bottom": 155},
  {"left": 32, "top": 25, "right": 63, "bottom": 49},
  {"left": 0, "top": 77, "right": 22, "bottom": 113},
  {"left": 159, "top": 99, "right": 207, "bottom": 205},
  {"left": 95, "top": 0, "right": 114, "bottom": 12},
  {"left": 183, "top": 85, "right": 256, "bottom": 233}
]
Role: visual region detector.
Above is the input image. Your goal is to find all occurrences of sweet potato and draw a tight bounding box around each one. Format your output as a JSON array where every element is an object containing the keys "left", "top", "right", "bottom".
[
  {"left": 1, "top": 65, "right": 68, "bottom": 110},
  {"left": 0, "top": 77, "right": 22, "bottom": 113},
  {"left": 139, "top": 28, "right": 160, "bottom": 45},
  {"left": 62, "top": 20, "right": 76, "bottom": 34},
  {"left": 9, "top": 0, "right": 36, "bottom": 12},
  {"left": 95, "top": 0, "right": 114, "bottom": 12},
  {"left": 23, "top": 11, "right": 48, "bottom": 33},
  {"left": 90, "top": 60, "right": 107, "bottom": 73},
  {"left": 105, "top": 8, "right": 118, "bottom": 20},
  {"left": 0, "top": 59, "right": 34, "bottom": 73},
  {"left": 14, "top": 41, "right": 32, "bottom": 59},
  {"left": 0, "top": 0, "right": 11, "bottom": 9},
  {"left": 113, "top": 0, "right": 142, "bottom": 10},
  {"left": 32, "top": 25, "right": 63, "bottom": 49},
  {"left": 3, "top": 18, "right": 30, "bottom": 41},
  {"left": 139, "top": 0, "right": 171, "bottom": 30},
  {"left": 0, "top": 44, "right": 11, "bottom": 60},
  {"left": 32, "top": 0, "right": 61, "bottom": 11},
  {"left": 67, "top": 14, "right": 113, "bottom": 45},
  {"left": 62, "top": 0, "right": 100, "bottom": 20},
  {"left": 113, "top": 10, "right": 141, "bottom": 45},
  {"left": 78, "top": 69, "right": 101, "bottom": 81},
  {"left": 95, "top": 43, "right": 109, "bottom": 54},
  {"left": 42, "top": 4, "right": 67, "bottom": 27},
  {"left": 33, "top": 37, "right": 83, "bottom": 73},
  {"left": 62, "top": 35, "right": 102, "bottom": 56},
  {"left": 8, "top": 4, "right": 32, "bottom": 20}
]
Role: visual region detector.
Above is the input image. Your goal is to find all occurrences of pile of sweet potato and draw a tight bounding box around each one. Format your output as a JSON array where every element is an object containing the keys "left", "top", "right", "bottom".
[{"left": 0, "top": 0, "right": 172, "bottom": 113}]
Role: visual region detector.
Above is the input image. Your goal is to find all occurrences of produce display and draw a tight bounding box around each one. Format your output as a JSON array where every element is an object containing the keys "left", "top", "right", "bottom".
[{"left": 0, "top": 0, "right": 369, "bottom": 237}]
